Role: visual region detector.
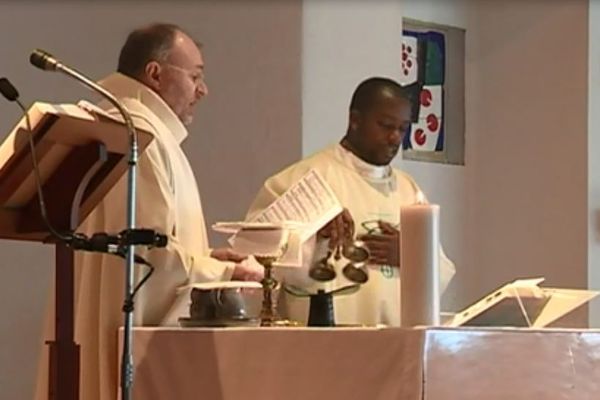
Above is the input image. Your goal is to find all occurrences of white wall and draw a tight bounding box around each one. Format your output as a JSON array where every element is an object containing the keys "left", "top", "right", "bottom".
[
  {"left": 0, "top": 1, "right": 301, "bottom": 398},
  {"left": 467, "top": 0, "right": 589, "bottom": 326},
  {"left": 302, "top": 0, "right": 403, "bottom": 155}
]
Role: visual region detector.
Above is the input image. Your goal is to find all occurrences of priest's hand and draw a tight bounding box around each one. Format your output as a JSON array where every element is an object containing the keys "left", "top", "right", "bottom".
[
  {"left": 210, "top": 247, "right": 247, "bottom": 263},
  {"left": 358, "top": 221, "right": 400, "bottom": 267},
  {"left": 317, "top": 208, "right": 355, "bottom": 251},
  {"left": 231, "top": 262, "right": 264, "bottom": 281}
]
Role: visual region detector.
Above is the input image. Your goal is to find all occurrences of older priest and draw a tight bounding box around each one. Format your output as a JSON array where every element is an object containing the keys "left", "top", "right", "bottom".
[{"left": 35, "top": 23, "right": 261, "bottom": 400}]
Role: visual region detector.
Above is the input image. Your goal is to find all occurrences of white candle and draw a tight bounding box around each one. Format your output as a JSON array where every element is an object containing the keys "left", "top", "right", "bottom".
[{"left": 400, "top": 193, "right": 440, "bottom": 326}]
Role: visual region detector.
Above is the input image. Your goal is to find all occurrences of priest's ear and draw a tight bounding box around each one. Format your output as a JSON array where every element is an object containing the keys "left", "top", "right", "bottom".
[
  {"left": 349, "top": 109, "right": 362, "bottom": 133},
  {"left": 143, "top": 61, "right": 162, "bottom": 92}
]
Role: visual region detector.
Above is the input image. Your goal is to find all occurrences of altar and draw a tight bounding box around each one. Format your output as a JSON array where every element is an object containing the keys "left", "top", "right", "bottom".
[{"left": 122, "top": 326, "right": 600, "bottom": 400}]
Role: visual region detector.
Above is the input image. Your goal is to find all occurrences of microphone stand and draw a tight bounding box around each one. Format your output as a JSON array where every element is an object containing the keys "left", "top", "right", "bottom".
[{"left": 31, "top": 52, "right": 139, "bottom": 400}]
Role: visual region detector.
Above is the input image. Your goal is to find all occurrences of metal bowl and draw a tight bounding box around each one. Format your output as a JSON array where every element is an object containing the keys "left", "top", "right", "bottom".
[{"left": 182, "top": 282, "right": 264, "bottom": 326}]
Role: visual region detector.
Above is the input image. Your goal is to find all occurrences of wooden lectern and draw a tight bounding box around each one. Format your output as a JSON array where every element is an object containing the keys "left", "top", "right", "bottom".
[{"left": 0, "top": 102, "right": 152, "bottom": 400}]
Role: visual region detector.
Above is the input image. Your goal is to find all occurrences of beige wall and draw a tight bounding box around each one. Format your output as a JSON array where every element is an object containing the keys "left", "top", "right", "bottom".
[
  {"left": 412, "top": 0, "right": 590, "bottom": 322},
  {"left": 302, "top": 0, "right": 591, "bottom": 322},
  {"left": 0, "top": 1, "right": 301, "bottom": 398},
  {"left": 466, "top": 0, "right": 589, "bottom": 322},
  {"left": 404, "top": 0, "right": 589, "bottom": 322}
]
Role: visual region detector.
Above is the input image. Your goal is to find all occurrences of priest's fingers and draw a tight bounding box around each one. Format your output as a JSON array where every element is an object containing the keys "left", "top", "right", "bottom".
[
  {"left": 368, "top": 248, "right": 393, "bottom": 263},
  {"left": 225, "top": 249, "right": 247, "bottom": 263},
  {"left": 368, "top": 252, "right": 399, "bottom": 266},
  {"left": 362, "top": 239, "right": 387, "bottom": 254},
  {"left": 341, "top": 208, "right": 355, "bottom": 238},
  {"left": 358, "top": 233, "right": 394, "bottom": 243},
  {"left": 247, "top": 270, "right": 265, "bottom": 281},
  {"left": 232, "top": 263, "right": 264, "bottom": 281},
  {"left": 211, "top": 247, "right": 248, "bottom": 262},
  {"left": 361, "top": 239, "right": 389, "bottom": 250},
  {"left": 318, "top": 217, "right": 337, "bottom": 240},
  {"left": 367, "top": 248, "right": 389, "bottom": 258},
  {"left": 369, "top": 256, "right": 391, "bottom": 265},
  {"left": 329, "top": 215, "right": 341, "bottom": 250},
  {"left": 377, "top": 220, "right": 399, "bottom": 235},
  {"left": 362, "top": 239, "right": 399, "bottom": 267},
  {"left": 317, "top": 225, "right": 331, "bottom": 239}
]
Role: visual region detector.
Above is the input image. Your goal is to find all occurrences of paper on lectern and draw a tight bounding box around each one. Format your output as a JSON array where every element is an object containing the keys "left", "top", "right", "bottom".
[
  {"left": 0, "top": 99, "right": 154, "bottom": 241},
  {"left": 0, "top": 102, "right": 94, "bottom": 176},
  {"left": 0, "top": 101, "right": 135, "bottom": 209}
]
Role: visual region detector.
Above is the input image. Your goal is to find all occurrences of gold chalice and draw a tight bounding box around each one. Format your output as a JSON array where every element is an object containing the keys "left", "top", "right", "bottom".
[{"left": 227, "top": 223, "right": 292, "bottom": 326}]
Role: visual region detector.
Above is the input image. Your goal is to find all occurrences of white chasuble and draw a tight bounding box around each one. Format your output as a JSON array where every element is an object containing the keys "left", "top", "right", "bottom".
[
  {"left": 247, "top": 144, "right": 455, "bottom": 326},
  {"left": 35, "top": 73, "right": 233, "bottom": 400}
]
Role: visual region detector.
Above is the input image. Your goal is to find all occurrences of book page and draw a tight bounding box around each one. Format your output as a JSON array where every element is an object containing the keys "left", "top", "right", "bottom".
[
  {"left": 224, "top": 169, "right": 343, "bottom": 267},
  {"left": 251, "top": 169, "right": 343, "bottom": 241}
]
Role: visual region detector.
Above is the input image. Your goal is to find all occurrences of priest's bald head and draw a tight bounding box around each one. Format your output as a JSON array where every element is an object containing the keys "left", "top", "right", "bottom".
[
  {"left": 117, "top": 23, "right": 208, "bottom": 126},
  {"left": 343, "top": 77, "right": 412, "bottom": 166}
]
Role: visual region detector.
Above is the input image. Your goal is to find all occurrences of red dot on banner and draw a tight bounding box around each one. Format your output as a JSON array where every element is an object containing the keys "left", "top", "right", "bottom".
[
  {"left": 420, "top": 89, "right": 432, "bottom": 107},
  {"left": 415, "top": 129, "right": 426, "bottom": 146},
  {"left": 402, "top": 52, "right": 408, "bottom": 61},
  {"left": 426, "top": 114, "right": 439, "bottom": 132},
  {"left": 403, "top": 69, "right": 409, "bottom": 76},
  {"left": 407, "top": 59, "right": 412, "bottom": 68},
  {"left": 407, "top": 46, "right": 412, "bottom": 54}
]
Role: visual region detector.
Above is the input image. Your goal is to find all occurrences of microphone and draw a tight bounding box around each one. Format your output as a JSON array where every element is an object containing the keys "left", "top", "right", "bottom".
[
  {"left": 120, "top": 228, "right": 168, "bottom": 248},
  {"left": 0, "top": 77, "right": 19, "bottom": 101},
  {"left": 70, "top": 229, "right": 168, "bottom": 253},
  {"left": 30, "top": 49, "right": 62, "bottom": 71},
  {"left": 29, "top": 49, "right": 137, "bottom": 142}
]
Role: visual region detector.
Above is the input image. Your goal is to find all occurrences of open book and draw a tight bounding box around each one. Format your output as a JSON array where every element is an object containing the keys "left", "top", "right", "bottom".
[
  {"left": 214, "top": 169, "right": 342, "bottom": 267},
  {"left": 445, "top": 278, "right": 599, "bottom": 328}
]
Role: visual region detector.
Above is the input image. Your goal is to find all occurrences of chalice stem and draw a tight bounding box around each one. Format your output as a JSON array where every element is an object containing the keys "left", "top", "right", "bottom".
[{"left": 259, "top": 258, "right": 279, "bottom": 326}]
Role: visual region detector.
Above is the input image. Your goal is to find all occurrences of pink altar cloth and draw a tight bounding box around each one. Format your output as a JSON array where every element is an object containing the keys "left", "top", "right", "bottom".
[{"left": 122, "top": 327, "right": 600, "bottom": 400}]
